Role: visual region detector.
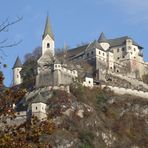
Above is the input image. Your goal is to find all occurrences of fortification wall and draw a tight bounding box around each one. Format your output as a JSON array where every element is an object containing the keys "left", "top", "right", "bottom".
[
  {"left": 110, "top": 72, "right": 148, "bottom": 90},
  {"left": 36, "top": 70, "right": 53, "bottom": 88},
  {"left": 102, "top": 85, "right": 148, "bottom": 99}
]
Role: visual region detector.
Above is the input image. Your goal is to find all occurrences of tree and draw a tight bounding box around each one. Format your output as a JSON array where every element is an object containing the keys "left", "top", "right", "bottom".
[{"left": 0, "top": 17, "right": 23, "bottom": 68}]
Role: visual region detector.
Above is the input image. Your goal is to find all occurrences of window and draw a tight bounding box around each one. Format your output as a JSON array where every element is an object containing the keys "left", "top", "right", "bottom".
[
  {"left": 122, "top": 48, "right": 125, "bottom": 51},
  {"left": 36, "top": 107, "right": 37, "bottom": 110},
  {"left": 99, "top": 51, "right": 101, "bottom": 54},
  {"left": 117, "top": 57, "right": 120, "bottom": 60},
  {"left": 117, "top": 70, "right": 119, "bottom": 73},
  {"left": 17, "top": 75, "right": 19, "bottom": 78},
  {"left": 134, "top": 48, "right": 136, "bottom": 51},
  {"left": 131, "top": 52, "right": 133, "bottom": 55},
  {"left": 47, "top": 43, "right": 50, "bottom": 48},
  {"left": 117, "top": 48, "right": 119, "bottom": 52},
  {"left": 91, "top": 51, "right": 94, "bottom": 55},
  {"left": 122, "top": 56, "right": 125, "bottom": 58},
  {"left": 87, "top": 53, "right": 89, "bottom": 57},
  {"left": 103, "top": 53, "right": 105, "bottom": 56},
  {"left": 134, "top": 57, "right": 136, "bottom": 59},
  {"left": 89, "top": 81, "right": 91, "bottom": 84}
]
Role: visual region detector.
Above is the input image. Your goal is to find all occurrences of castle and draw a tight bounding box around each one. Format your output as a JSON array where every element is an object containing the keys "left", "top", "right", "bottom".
[{"left": 12, "top": 16, "right": 148, "bottom": 120}]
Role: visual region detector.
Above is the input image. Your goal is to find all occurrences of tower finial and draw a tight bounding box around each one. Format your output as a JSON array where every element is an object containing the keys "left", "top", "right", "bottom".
[{"left": 42, "top": 15, "right": 54, "bottom": 40}]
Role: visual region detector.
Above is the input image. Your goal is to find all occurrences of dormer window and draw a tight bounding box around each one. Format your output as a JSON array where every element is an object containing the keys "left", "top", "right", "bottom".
[{"left": 47, "top": 43, "right": 50, "bottom": 48}]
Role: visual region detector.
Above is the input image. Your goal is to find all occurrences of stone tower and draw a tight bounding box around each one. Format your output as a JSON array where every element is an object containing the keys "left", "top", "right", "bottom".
[
  {"left": 42, "top": 15, "right": 55, "bottom": 56},
  {"left": 12, "top": 56, "right": 23, "bottom": 86}
]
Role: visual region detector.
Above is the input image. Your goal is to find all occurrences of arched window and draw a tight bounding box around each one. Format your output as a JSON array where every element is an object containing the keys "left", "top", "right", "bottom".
[{"left": 47, "top": 43, "right": 50, "bottom": 48}]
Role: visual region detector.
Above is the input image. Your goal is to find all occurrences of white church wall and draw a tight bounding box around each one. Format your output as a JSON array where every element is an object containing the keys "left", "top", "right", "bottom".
[{"left": 42, "top": 35, "right": 55, "bottom": 56}]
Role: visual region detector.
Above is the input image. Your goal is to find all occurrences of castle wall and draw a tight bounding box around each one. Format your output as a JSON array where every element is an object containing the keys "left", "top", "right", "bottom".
[
  {"left": 110, "top": 45, "right": 126, "bottom": 62},
  {"left": 102, "top": 85, "right": 148, "bottom": 99},
  {"left": 53, "top": 69, "right": 76, "bottom": 86},
  {"left": 36, "top": 70, "right": 53, "bottom": 88}
]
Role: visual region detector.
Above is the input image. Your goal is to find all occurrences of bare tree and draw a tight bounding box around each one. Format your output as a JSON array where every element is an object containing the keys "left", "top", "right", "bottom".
[{"left": 0, "top": 17, "right": 22, "bottom": 68}]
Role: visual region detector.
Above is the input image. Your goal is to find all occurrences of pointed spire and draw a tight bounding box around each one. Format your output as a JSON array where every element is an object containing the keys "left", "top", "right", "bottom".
[
  {"left": 98, "top": 32, "right": 107, "bottom": 43},
  {"left": 42, "top": 15, "right": 54, "bottom": 40},
  {"left": 12, "top": 56, "right": 22, "bottom": 69}
]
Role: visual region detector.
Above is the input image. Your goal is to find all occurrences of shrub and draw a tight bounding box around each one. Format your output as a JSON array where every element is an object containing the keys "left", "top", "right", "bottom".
[
  {"left": 79, "top": 130, "right": 95, "bottom": 148},
  {"left": 142, "top": 74, "right": 148, "bottom": 84}
]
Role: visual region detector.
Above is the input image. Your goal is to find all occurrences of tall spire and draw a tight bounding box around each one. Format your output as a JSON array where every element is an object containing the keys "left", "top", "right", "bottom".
[
  {"left": 98, "top": 32, "right": 107, "bottom": 43},
  {"left": 12, "top": 56, "right": 22, "bottom": 69},
  {"left": 42, "top": 15, "right": 54, "bottom": 40}
]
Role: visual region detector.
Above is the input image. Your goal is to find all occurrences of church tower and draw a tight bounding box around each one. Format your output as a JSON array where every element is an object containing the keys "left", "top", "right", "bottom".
[
  {"left": 12, "top": 56, "right": 23, "bottom": 86},
  {"left": 42, "top": 15, "right": 55, "bottom": 56}
]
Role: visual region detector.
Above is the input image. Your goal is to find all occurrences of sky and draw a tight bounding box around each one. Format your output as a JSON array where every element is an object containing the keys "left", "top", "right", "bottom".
[{"left": 0, "top": 0, "right": 148, "bottom": 86}]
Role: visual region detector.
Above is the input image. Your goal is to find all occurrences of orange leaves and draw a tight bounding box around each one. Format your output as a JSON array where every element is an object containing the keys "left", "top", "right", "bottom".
[{"left": 0, "top": 86, "right": 26, "bottom": 116}]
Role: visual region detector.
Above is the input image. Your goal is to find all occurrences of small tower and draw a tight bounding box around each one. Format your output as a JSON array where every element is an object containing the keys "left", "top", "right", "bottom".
[
  {"left": 31, "top": 93, "right": 47, "bottom": 120},
  {"left": 12, "top": 56, "right": 23, "bottom": 86},
  {"left": 42, "top": 15, "right": 55, "bottom": 56}
]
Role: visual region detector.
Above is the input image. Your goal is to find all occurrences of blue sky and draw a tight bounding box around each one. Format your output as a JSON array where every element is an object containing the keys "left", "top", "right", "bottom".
[{"left": 0, "top": 0, "right": 148, "bottom": 86}]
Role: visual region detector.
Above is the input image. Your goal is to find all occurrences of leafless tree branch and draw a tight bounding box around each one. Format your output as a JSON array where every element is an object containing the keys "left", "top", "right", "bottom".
[
  {"left": 0, "top": 17, "right": 23, "bottom": 33},
  {"left": 0, "top": 39, "right": 22, "bottom": 49}
]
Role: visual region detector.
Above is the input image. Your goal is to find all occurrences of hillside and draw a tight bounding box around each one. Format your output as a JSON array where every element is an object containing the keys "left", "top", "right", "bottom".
[{"left": 1, "top": 78, "right": 148, "bottom": 147}]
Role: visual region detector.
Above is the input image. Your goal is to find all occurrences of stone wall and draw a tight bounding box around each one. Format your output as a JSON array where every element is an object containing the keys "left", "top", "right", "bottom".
[
  {"left": 109, "top": 72, "right": 148, "bottom": 91},
  {"left": 36, "top": 70, "right": 53, "bottom": 88},
  {"left": 102, "top": 85, "right": 148, "bottom": 99}
]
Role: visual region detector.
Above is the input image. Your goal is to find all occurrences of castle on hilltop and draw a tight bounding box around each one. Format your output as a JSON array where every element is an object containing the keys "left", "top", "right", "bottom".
[
  {"left": 12, "top": 16, "right": 148, "bottom": 87},
  {"left": 11, "top": 16, "right": 148, "bottom": 120},
  {"left": 65, "top": 33, "right": 148, "bottom": 80}
]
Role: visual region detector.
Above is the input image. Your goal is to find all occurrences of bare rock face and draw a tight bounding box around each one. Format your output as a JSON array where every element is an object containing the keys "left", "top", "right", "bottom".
[{"left": 42, "top": 89, "right": 148, "bottom": 148}]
